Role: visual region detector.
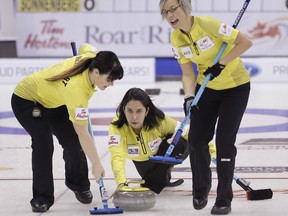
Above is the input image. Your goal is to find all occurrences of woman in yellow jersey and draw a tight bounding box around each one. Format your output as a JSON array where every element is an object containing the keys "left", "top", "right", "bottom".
[
  {"left": 160, "top": 0, "right": 253, "bottom": 214},
  {"left": 10, "top": 44, "right": 123, "bottom": 213},
  {"left": 108, "top": 87, "right": 189, "bottom": 194}
]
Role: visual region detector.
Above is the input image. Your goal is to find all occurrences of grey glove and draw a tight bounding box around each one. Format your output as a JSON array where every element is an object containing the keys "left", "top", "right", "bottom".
[{"left": 183, "top": 96, "right": 198, "bottom": 116}]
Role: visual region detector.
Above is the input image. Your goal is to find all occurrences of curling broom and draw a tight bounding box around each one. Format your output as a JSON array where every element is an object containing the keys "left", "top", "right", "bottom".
[
  {"left": 87, "top": 116, "right": 123, "bottom": 214},
  {"left": 209, "top": 142, "right": 273, "bottom": 200},
  {"left": 211, "top": 159, "right": 273, "bottom": 200}
]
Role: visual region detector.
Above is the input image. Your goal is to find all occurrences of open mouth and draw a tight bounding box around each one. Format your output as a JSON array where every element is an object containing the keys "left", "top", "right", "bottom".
[{"left": 171, "top": 19, "right": 179, "bottom": 26}]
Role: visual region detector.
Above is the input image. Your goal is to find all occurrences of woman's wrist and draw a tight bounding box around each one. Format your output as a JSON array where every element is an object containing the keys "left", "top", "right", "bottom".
[{"left": 184, "top": 94, "right": 195, "bottom": 99}]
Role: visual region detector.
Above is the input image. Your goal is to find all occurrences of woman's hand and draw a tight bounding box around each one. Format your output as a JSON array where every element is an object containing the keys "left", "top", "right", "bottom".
[
  {"left": 203, "top": 62, "right": 225, "bottom": 80},
  {"left": 92, "top": 162, "right": 105, "bottom": 183}
]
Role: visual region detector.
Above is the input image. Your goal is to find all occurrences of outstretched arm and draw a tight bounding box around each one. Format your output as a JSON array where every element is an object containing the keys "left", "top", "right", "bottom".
[{"left": 73, "top": 123, "right": 105, "bottom": 183}]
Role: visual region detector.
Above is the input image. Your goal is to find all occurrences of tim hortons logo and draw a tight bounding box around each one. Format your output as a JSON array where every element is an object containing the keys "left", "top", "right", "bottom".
[
  {"left": 76, "top": 109, "right": 88, "bottom": 119},
  {"left": 108, "top": 136, "right": 118, "bottom": 145}
]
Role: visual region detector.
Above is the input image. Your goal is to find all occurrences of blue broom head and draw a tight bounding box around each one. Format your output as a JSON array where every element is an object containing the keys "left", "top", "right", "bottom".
[
  {"left": 148, "top": 155, "right": 183, "bottom": 165},
  {"left": 89, "top": 207, "right": 123, "bottom": 214}
]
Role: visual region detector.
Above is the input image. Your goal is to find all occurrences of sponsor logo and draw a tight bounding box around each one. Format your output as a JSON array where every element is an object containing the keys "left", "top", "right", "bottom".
[
  {"left": 86, "top": 25, "right": 172, "bottom": 45},
  {"left": 218, "top": 23, "right": 232, "bottom": 36},
  {"left": 247, "top": 17, "right": 288, "bottom": 44},
  {"left": 23, "top": 19, "right": 71, "bottom": 50},
  {"left": 172, "top": 47, "right": 180, "bottom": 59},
  {"left": 273, "top": 64, "right": 288, "bottom": 75},
  {"left": 128, "top": 146, "right": 139, "bottom": 156},
  {"left": 180, "top": 46, "right": 193, "bottom": 58},
  {"left": 148, "top": 138, "right": 162, "bottom": 152},
  {"left": 108, "top": 135, "right": 120, "bottom": 146},
  {"left": 75, "top": 108, "right": 88, "bottom": 120},
  {"left": 244, "top": 62, "right": 261, "bottom": 77},
  {"left": 17, "top": 0, "right": 81, "bottom": 12},
  {"left": 197, "top": 36, "right": 214, "bottom": 51}
]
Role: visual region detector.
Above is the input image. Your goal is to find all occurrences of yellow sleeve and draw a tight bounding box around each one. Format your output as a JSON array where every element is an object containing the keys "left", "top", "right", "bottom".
[
  {"left": 160, "top": 116, "right": 189, "bottom": 140},
  {"left": 208, "top": 141, "right": 216, "bottom": 158},
  {"left": 58, "top": 70, "right": 94, "bottom": 125},
  {"left": 63, "top": 85, "right": 89, "bottom": 125},
  {"left": 108, "top": 122, "right": 128, "bottom": 186},
  {"left": 199, "top": 16, "right": 239, "bottom": 45}
]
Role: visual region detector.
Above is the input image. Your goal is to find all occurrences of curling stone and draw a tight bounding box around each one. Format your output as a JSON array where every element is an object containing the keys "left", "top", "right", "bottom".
[{"left": 112, "top": 186, "right": 156, "bottom": 211}]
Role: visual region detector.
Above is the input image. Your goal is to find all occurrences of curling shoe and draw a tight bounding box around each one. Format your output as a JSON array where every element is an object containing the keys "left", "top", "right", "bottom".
[
  {"left": 31, "top": 201, "right": 49, "bottom": 212},
  {"left": 166, "top": 178, "right": 184, "bottom": 187},
  {"left": 211, "top": 205, "right": 231, "bottom": 215},
  {"left": 193, "top": 197, "right": 208, "bottom": 210},
  {"left": 73, "top": 190, "right": 93, "bottom": 204}
]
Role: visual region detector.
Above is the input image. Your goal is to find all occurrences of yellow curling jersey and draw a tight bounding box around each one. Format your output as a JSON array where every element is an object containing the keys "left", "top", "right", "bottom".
[
  {"left": 13, "top": 44, "right": 97, "bottom": 125},
  {"left": 171, "top": 16, "right": 250, "bottom": 90},
  {"left": 108, "top": 115, "right": 189, "bottom": 185}
]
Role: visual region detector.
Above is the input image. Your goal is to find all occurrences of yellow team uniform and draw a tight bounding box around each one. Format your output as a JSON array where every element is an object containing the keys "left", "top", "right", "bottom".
[
  {"left": 108, "top": 116, "right": 189, "bottom": 186},
  {"left": 13, "top": 44, "right": 97, "bottom": 125},
  {"left": 170, "top": 16, "right": 250, "bottom": 90}
]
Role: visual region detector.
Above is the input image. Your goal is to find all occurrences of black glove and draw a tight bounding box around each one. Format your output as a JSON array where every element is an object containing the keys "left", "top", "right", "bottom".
[
  {"left": 183, "top": 96, "right": 198, "bottom": 116},
  {"left": 203, "top": 62, "right": 225, "bottom": 80}
]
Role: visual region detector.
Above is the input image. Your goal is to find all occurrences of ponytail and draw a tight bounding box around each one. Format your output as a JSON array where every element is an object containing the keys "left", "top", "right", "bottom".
[
  {"left": 46, "top": 51, "right": 123, "bottom": 82},
  {"left": 46, "top": 57, "right": 93, "bottom": 81}
]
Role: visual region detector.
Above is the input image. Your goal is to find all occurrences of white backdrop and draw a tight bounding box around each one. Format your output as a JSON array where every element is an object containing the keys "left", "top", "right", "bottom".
[
  {"left": 0, "top": 0, "right": 16, "bottom": 41},
  {"left": 13, "top": 0, "right": 288, "bottom": 57}
]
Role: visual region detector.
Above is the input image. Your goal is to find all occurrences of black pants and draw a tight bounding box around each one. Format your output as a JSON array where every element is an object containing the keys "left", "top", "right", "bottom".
[
  {"left": 133, "top": 135, "right": 188, "bottom": 194},
  {"left": 189, "top": 82, "right": 250, "bottom": 206},
  {"left": 11, "top": 94, "right": 90, "bottom": 207}
]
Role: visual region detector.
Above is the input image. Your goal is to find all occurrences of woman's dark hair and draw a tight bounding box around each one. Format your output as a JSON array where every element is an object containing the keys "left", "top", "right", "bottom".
[
  {"left": 46, "top": 51, "right": 124, "bottom": 81},
  {"left": 112, "top": 87, "right": 165, "bottom": 130}
]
